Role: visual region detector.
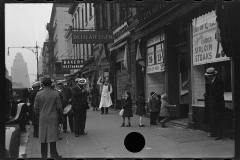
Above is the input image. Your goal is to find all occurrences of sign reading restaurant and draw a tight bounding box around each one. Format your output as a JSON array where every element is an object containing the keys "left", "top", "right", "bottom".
[
  {"left": 72, "top": 31, "right": 114, "bottom": 44},
  {"left": 62, "top": 59, "right": 85, "bottom": 69}
]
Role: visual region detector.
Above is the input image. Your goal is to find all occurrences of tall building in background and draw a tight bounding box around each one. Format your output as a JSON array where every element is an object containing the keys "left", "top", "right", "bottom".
[{"left": 11, "top": 52, "right": 30, "bottom": 88}]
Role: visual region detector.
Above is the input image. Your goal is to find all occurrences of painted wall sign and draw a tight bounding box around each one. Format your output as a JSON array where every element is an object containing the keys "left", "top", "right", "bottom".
[
  {"left": 192, "top": 11, "right": 230, "bottom": 66},
  {"left": 147, "top": 63, "right": 165, "bottom": 74},
  {"left": 133, "top": 2, "right": 182, "bottom": 32},
  {"left": 72, "top": 31, "right": 114, "bottom": 44},
  {"left": 113, "top": 22, "right": 131, "bottom": 44},
  {"left": 62, "top": 59, "right": 85, "bottom": 69}
]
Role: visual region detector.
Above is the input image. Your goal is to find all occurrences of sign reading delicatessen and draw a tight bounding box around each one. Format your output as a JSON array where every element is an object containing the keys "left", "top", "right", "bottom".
[{"left": 62, "top": 59, "right": 85, "bottom": 69}]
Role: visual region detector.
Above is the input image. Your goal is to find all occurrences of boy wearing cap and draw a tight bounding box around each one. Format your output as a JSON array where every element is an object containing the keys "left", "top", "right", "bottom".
[
  {"left": 149, "top": 92, "right": 161, "bottom": 125},
  {"left": 203, "top": 67, "right": 225, "bottom": 140}
]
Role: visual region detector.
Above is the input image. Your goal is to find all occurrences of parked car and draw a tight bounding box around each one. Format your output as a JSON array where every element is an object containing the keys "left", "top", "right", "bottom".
[{"left": 4, "top": 78, "right": 29, "bottom": 158}]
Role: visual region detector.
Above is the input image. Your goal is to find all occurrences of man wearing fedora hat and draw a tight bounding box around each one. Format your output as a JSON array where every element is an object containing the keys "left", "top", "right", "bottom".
[
  {"left": 34, "top": 78, "right": 62, "bottom": 158},
  {"left": 71, "top": 78, "right": 89, "bottom": 137},
  {"left": 203, "top": 67, "right": 225, "bottom": 140}
]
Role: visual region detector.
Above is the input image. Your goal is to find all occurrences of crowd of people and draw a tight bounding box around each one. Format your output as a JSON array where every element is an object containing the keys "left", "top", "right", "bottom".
[{"left": 27, "top": 66, "right": 224, "bottom": 158}]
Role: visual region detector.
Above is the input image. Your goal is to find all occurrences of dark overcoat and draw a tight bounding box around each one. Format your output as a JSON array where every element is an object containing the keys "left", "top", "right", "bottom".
[
  {"left": 59, "top": 87, "right": 72, "bottom": 108},
  {"left": 122, "top": 98, "right": 133, "bottom": 117},
  {"left": 149, "top": 97, "right": 161, "bottom": 112},
  {"left": 90, "top": 87, "right": 99, "bottom": 107},
  {"left": 34, "top": 87, "right": 62, "bottom": 143},
  {"left": 136, "top": 96, "right": 146, "bottom": 116},
  {"left": 71, "top": 84, "right": 89, "bottom": 110},
  {"left": 30, "top": 90, "right": 38, "bottom": 125},
  {"left": 203, "top": 77, "right": 225, "bottom": 124}
]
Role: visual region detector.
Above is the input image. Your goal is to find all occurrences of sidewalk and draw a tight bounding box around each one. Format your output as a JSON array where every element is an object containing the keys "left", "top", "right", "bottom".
[{"left": 23, "top": 107, "right": 234, "bottom": 158}]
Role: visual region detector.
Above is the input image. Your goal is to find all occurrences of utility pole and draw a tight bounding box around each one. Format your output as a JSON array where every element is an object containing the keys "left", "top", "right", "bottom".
[{"left": 8, "top": 41, "right": 41, "bottom": 81}]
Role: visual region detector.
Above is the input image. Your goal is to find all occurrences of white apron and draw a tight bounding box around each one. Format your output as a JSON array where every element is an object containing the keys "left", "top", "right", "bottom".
[{"left": 99, "top": 84, "right": 112, "bottom": 108}]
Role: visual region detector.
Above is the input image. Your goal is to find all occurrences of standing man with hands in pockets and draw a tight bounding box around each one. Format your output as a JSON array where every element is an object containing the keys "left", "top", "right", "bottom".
[
  {"left": 71, "top": 78, "right": 89, "bottom": 137},
  {"left": 97, "top": 76, "right": 113, "bottom": 114}
]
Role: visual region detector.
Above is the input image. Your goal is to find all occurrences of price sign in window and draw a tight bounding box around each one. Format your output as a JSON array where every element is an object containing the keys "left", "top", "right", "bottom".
[
  {"left": 156, "top": 43, "right": 164, "bottom": 64},
  {"left": 147, "top": 47, "right": 155, "bottom": 66}
]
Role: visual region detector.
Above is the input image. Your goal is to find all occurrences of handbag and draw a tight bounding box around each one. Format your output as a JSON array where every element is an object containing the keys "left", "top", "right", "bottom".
[
  {"left": 119, "top": 109, "right": 124, "bottom": 116},
  {"left": 63, "top": 104, "right": 73, "bottom": 116}
]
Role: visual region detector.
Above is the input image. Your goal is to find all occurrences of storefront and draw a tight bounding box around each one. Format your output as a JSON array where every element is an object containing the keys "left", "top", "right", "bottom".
[
  {"left": 108, "top": 21, "right": 134, "bottom": 109},
  {"left": 190, "top": 10, "right": 233, "bottom": 135}
]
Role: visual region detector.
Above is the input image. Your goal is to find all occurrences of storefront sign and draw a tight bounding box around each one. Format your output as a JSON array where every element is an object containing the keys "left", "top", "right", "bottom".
[
  {"left": 147, "top": 47, "right": 155, "bottom": 66},
  {"left": 62, "top": 59, "right": 85, "bottom": 69},
  {"left": 147, "top": 63, "right": 165, "bottom": 74},
  {"left": 113, "top": 22, "right": 131, "bottom": 44},
  {"left": 72, "top": 31, "right": 114, "bottom": 44},
  {"left": 192, "top": 11, "right": 230, "bottom": 66},
  {"left": 133, "top": 2, "right": 181, "bottom": 32},
  {"left": 156, "top": 43, "right": 164, "bottom": 63},
  {"left": 89, "top": 65, "right": 101, "bottom": 70}
]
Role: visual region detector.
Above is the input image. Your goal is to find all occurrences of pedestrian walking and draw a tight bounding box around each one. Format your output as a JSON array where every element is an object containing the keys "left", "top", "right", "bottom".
[
  {"left": 57, "top": 81, "right": 74, "bottom": 133},
  {"left": 30, "top": 82, "right": 40, "bottom": 138},
  {"left": 97, "top": 76, "right": 113, "bottom": 114},
  {"left": 149, "top": 92, "right": 160, "bottom": 125},
  {"left": 203, "top": 67, "right": 225, "bottom": 140},
  {"left": 34, "top": 78, "right": 62, "bottom": 158},
  {"left": 156, "top": 94, "right": 162, "bottom": 123},
  {"left": 71, "top": 78, "right": 89, "bottom": 137},
  {"left": 136, "top": 91, "right": 146, "bottom": 127},
  {"left": 159, "top": 95, "right": 176, "bottom": 128},
  {"left": 121, "top": 91, "right": 133, "bottom": 127},
  {"left": 90, "top": 84, "right": 100, "bottom": 111}
]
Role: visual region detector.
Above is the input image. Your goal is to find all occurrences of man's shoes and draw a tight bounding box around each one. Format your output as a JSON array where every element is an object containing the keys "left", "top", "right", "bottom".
[
  {"left": 63, "top": 130, "right": 67, "bottom": 133},
  {"left": 71, "top": 130, "right": 75, "bottom": 133},
  {"left": 93, "top": 108, "right": 95, "bottom": 111},
  {"left": 79, "top": 132, "right": 87, "bottom": 135},
  {"left": 75, "top": 134, "right": 79, "bottom": 137},
  {"left": 101, "top": 112, "right": 104, "bottom": 114},
  {"left": 139, "top": 124, "right": 145, "bottom": 127}
]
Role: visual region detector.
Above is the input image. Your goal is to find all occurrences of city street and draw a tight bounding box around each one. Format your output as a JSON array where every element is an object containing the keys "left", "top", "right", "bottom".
[{"left": 23, "top": 107, "right": 234, "bottom": 158}]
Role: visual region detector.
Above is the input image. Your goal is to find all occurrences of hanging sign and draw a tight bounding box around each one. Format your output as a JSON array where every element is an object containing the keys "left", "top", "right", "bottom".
[
  {"left": 192, "top": 11, "right": 230, "bottom": 66},
  {"left": 147, "top": 47, "right": 155, "bottom": 66},
  {"left": 72, "top": 31, "right": 114, "bottom": 44},
  {"left": 62, "top": 59, "right": 85, "bottom": 69}
]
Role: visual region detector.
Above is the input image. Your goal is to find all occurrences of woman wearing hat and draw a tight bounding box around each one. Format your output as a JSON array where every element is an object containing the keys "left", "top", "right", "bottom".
[
  {"left": 159, "top": 94, "right": 176, "bottom": 128},
  {"left": 149, "top": 92, "right": 161, "bottom": 125},
  {"left": 203, "top": 67, "right": 225, "bottom": 140}
]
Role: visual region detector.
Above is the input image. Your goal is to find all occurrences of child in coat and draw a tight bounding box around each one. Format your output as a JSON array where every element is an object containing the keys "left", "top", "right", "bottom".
[
  {"left": 159, "top": 95, "right": 176, "bottom": 127},
  {"left": 149, "top": 92, "right": 161, "bottom": 125},
  {"left": 121, "top": 91, "right": 133, "bottom": 127},
  {"left": 136, "top": 92, "right": 146, "bottom": 127}
]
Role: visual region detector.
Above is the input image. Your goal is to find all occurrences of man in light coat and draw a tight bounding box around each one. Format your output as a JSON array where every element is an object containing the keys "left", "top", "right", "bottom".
[{"left": 34, "top": 78, "right": 62, "bottom": 158}]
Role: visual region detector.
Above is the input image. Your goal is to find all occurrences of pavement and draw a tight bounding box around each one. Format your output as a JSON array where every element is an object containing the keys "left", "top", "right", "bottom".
[{"left": 22, "top": 107, "right": 234, "bottom": 158}]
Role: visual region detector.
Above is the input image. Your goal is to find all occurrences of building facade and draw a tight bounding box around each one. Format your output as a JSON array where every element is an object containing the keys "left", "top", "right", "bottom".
[{"left": 11, "top": 52, "right": 31, "bottom": 88}]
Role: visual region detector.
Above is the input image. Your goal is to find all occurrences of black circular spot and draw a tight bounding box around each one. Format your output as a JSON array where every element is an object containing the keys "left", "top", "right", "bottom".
[{"left": 124, "top": 132, "right": 145, "bottom": 153}]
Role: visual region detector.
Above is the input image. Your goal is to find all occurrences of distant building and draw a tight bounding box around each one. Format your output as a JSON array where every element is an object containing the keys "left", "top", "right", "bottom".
[{"left": 11, "top": 52, "right": 30, "bottom": 88}]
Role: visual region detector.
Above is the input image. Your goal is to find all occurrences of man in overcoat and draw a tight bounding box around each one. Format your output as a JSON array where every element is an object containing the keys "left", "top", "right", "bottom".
[
  {"left": 71, "top": 78, "right": 89, "bottom": 137},
  {"left": 30, "top": 82, "right": 40, "bottom": 138},
  {"left": 57, "top": 81, "right": 74, "bottom": 132},
  {"left": 34, "top": 78, "right": 62, "bottom": 158},
  {"left": 203, "top": 67, "right": 225, "bottom": 140}
]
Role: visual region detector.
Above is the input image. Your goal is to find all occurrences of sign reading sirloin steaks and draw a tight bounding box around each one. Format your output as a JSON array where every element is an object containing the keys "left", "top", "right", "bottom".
[
  {"left": 72, "top": 31, "right": 114, "bottom": 44},
  {"left": 62, "top": 59, "right": 84, "bottom": 69}
]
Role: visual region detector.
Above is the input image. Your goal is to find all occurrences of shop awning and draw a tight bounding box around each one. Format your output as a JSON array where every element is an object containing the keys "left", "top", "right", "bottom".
[{"left": 109, "top": 40, "right": 127, "bottom": 52}]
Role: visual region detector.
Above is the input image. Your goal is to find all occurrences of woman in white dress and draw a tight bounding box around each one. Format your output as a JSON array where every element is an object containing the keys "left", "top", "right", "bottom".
[{"left": 97, "top": 77, "right": 113, "bottom": 114}]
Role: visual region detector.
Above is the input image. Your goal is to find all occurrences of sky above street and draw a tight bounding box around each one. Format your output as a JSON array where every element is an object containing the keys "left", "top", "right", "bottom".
[{"left": 5, "top": 3, "right": 53, "bottom": 83}]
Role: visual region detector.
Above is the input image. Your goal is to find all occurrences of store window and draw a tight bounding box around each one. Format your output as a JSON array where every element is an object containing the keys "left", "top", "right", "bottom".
[{"left": 145, "top": 33, "right": 165, "bottom": 101}]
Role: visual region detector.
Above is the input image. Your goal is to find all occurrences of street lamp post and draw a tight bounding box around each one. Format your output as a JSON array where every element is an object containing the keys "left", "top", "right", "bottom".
[{"left": 8, "top": 41, "right": 41, "bottom": 81}]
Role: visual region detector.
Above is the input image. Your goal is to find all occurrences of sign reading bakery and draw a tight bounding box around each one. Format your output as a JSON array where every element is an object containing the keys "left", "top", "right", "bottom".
[
  {"left": 62, "top": 59, "right": 85, "bottom": 69},
  {"left": 192, "top": 11, "right": 230, "bottom": 66}
]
